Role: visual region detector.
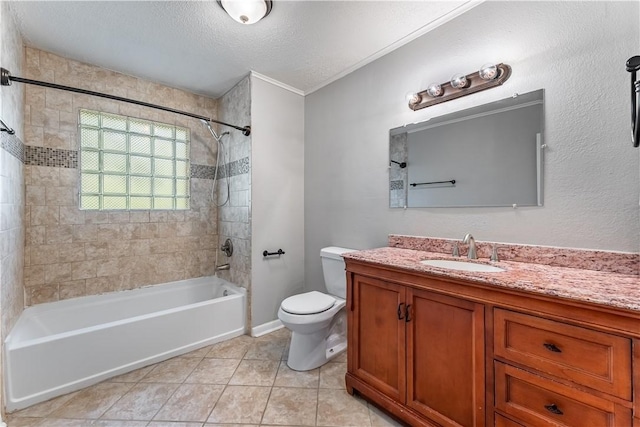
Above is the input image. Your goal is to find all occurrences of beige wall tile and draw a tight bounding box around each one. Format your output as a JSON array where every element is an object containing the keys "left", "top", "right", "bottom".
[
  {"left": 46, "top": 225, "right": 73, "bottom": 244},
  {"left": 46, "top": 186, "right": 75, "bottom": 206},
  {"left": 45, "top": 262, "right": 72, "bottom": 283},
  {"left": 59, "top": 280, "right": 86, "bottom": 300},
  {"left": 72, "top": 224, "right": 98, "bottom": 242},
  {"left": 71, "top": 260, "right": 97, "bottom": 280},
  {"left": 59, "top": 206, "right": 85, "bottom": 224},
  {"left": 85, "top": 242, "right": 109, "bottom": 260},
  {"left": 31, "top": 205, "right": 59, "bottom": 225},
  {"left": 26, "top": 185, "right": 46, "bottom": 206},
  {"left": 43, "top": 129, "right": 71, "bottom": 149},
  {"left": 58, "top": 243, "right": 86, "bottom": 263},
  {"left": 30, "top": 284, "right": 59, "bottom": 305},
  {"left": 30, "top": 245, "right": 58, "bottom": 265}
]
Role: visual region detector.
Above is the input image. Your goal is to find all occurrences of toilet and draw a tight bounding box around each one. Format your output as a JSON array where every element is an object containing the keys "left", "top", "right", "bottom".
[{"left": 278, "top": 246, "right": 355, "bottom": 371}]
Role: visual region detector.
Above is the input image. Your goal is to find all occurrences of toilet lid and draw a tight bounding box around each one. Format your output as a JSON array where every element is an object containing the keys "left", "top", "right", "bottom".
[{"left": 281, "top": 291, "right": 336, "bottom": 315}]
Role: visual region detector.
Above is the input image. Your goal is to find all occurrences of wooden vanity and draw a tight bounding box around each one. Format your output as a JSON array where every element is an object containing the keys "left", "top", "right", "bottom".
[{"left": 343, "top": 245, "right": 640, "bottom": 427}]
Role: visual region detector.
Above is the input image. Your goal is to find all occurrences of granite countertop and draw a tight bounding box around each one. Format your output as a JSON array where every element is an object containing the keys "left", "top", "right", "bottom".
[{"left": 343, "top": 247, "right": 640, "bottom": 312}]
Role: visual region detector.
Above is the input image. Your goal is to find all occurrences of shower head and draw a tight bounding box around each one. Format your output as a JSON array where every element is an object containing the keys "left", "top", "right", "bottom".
[{"left": 202, "top": 119, "right": 221, "bottom": 141}]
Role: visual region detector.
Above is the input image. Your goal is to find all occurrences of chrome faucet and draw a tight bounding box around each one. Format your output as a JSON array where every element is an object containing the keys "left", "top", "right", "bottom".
[
  {"left": 462, "top": 233, "right": 477, "bottom": 259},
  {"left": 215, "top": 263, "right": 230, "bottom": 271}
]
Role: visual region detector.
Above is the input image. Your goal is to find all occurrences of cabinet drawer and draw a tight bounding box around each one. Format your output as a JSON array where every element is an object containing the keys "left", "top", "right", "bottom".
[
  {"left": 494, "top": 309, "right": 632, "bottom": 399},
  {"left": 495, "top": 413, "right": 524, "bottom": 427},
  {"left": 495, "top": 362, "right": 632, "bottom": 427}
]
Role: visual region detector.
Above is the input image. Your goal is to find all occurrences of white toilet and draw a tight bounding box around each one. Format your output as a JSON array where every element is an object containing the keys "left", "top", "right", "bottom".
[{"left": 278, "top": 246, "right": 355, "bottom": 371}]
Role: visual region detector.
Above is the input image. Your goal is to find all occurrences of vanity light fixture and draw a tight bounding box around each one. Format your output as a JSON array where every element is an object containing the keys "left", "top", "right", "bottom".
[
  {"left": 408, "top": 63, "right": 512, "bottom": 111},
  {"left": 218, "top": 0, "right": 273, "bottom": 25}
]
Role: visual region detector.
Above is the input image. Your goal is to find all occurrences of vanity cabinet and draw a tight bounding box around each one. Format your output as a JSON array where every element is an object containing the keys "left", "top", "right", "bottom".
[
  {"left": 344, "top": 259, "right": 639, "bottom": 427},
  {"left": 347, "top": 273, "right": 485, "bottom": 427}
]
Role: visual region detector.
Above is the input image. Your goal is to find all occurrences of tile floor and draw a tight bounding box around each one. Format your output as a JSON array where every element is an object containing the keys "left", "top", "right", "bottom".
[{"left": 7, "top": 328, "right": 406, "bottom": 427}]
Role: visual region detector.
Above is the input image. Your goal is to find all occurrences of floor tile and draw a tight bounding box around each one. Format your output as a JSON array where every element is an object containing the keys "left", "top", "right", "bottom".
[
  {"left": 206, "top": 338, "right": 250, "bottom": 359},
  {"left": 319, "top": 362, "right": 347, "bottom": 389},
  {"left": 228, "top": 359, "right": 279, "bottom": 386},
  {"left": 185, "top": 358, "right": 241, "bottom": 384},
  {"left": 101, "top": 383, "right": 179, "bottom": 420},
  {"left": 243, "top": 340, "right": 285, "bottom": 360},
  {"left": 30, "top": 420, "right": 86, "bottom": 427},
  {"left": 148, "top": 422, "right": 204, "bottom": 427},
  {"left": 10, "top": 390, "right": 79, "bottom": 417},
  {"left": 50, "top": 382, "right": 134, "bottom": 419},
  {"left": 317, "top": 388, "right": 371, "bottom": 426},
  {"left": 108, "top": 365, "right": 156, "bottom": 383},
  {"left": 3, "top": 417, "right": 43, "bottom": 426},
  {"left": 261, "top": 387, "right": 318, "bottom": 426},
  {"left": 206, "top": 385, "right": 271, "bottom": 424},
  {"left": 204, "top": 424, "right": 258, "bottom": 427},
  {"left": 369, "top": 403, "right": 409, "bottom": 426},
  {"left": 331, "top": 351, "right": 348, "bottom": 363},
  {"left": 140, "top": 357, "right": 200, "bottom": 383},
  {"left": 153, "top": 384, "right": 225, "bottom": 422},
  {"left": 91, "top": 421, "right": 149, "bottom": 427},
  {"left": 274, "top": 360, "right": 319, "bottom": 388},
  {"left": 181, "top": 345, "right": 213, "bottom": 358}
]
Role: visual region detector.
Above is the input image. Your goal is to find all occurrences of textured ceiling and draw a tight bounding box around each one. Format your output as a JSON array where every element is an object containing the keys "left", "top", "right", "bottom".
[{"left": 8, "top": 1, "right": 475, "bottom": 98}]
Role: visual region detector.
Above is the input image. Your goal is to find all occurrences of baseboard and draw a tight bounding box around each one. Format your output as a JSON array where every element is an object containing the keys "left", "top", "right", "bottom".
[{"left": 251, "top": 319, "right": 284, "bottom": 337}]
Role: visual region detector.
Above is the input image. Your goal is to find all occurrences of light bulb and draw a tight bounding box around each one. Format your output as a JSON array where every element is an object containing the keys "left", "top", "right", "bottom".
[
  {"left": 405, "top": 92, "right": 422, "bottom": 105},
  {"left": 450, "top": 73, "right": 469, "bottom": 89},
  {"left": 426, "top": 83, "right": 443, "bottom": 98},
  {"left": 479, "top": 63, "right": 498, "bottom": 80}
]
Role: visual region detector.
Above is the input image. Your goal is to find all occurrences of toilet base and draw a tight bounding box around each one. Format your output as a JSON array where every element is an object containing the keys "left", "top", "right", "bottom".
[{"left": 286, "top": 311, "right": 346, "bottom": 371}]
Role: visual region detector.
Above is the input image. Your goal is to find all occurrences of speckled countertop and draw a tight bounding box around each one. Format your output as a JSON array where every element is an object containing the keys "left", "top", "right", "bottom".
[{"left": 343, "top": 247, "right": 640, "bottom": 312}]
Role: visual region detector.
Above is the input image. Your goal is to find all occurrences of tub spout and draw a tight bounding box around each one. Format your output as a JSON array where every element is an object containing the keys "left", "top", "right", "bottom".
[{"left": 215, "top": 263, "right": 230, "bottom": 271}]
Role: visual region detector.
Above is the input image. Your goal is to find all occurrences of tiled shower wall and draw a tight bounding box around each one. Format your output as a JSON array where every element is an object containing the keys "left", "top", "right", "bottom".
[
  {"left": 217, "top": 76, "right": 252, "bottom": 320},
  {"left": 1, "top": 3, "right": 25, "bottom": 339},
  {"left": 22, "top": 47, "right": 223, "bottom": 305},
  {"left": 1, "top": 3, "right": 25, "bottom": 420}
]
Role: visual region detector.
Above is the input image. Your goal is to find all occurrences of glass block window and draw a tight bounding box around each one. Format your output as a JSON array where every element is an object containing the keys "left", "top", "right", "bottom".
[{"left": 79, "top": 109, "right": 190, "bottom": 210}]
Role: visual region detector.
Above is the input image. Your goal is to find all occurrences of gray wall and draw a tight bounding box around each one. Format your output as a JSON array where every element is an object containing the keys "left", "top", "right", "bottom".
[
  {"left": 250, "top": 75, "right": 304, "bottom": 330},
  {"left": 304, "top": 1, "right": 639, "bottom": 292}
]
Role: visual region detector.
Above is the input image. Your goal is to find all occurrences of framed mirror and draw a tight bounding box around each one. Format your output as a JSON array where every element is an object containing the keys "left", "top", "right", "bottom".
[{"left": 390, "top": 89, "right": 544, "bottom": 208}]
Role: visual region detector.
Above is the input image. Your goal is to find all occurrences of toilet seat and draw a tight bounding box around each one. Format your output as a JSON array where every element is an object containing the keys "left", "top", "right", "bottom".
[{"left": 281, "top": 291, "right": 335, "bottom": 315}]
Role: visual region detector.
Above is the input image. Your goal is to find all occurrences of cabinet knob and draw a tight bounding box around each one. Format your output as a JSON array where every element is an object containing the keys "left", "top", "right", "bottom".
[
  {"left": 543, "top": 343, "right": 562, "bottom": 353},
  {"left": 397, "top": 303, "right": 405, "bottom": 320},
  {"left": 405, "top": 304, "right": 412, "bottom": 322},
  {"left": 544, "top": 403, "right": 563, "bottom": 415}
]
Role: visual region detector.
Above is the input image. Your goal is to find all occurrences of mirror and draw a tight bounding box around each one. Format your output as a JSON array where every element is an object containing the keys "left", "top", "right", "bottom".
[{"left": 390, "top": 89, "right": 544, "bottom": 208}]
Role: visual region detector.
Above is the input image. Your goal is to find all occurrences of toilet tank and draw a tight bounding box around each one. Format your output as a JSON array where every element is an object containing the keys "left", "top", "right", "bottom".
[{"left": 321, "top": 246, "right": 356, "bottom": 299}]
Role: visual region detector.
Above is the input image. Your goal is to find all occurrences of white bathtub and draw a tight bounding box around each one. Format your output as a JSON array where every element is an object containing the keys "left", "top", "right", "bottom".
[{"left": 5, "top": 276, "right": 246, "bottom": 411}]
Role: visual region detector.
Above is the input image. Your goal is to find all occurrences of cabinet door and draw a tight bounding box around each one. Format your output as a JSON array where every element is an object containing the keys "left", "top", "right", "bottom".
[
  {"left": 350, "top": 275, "right": 406, "bottom": 402},
  {"left": 406, "top": 288, "right": 485, "bottom": 427}
]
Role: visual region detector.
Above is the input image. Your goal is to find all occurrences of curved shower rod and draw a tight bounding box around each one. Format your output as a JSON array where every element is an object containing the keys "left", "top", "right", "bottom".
[{"left": 0, "top": 67, "right": 251, "bottom": 136}]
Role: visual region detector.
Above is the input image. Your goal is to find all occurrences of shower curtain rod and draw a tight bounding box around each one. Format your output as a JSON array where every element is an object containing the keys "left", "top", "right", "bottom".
[{"left": 0, "top": 67, "right": 251, "bottom": 136}]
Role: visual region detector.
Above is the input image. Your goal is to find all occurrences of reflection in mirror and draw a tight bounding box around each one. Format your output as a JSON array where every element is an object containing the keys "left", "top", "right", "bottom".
[{"left": 390, "top": 89, "right": 544, "bottom": 208}]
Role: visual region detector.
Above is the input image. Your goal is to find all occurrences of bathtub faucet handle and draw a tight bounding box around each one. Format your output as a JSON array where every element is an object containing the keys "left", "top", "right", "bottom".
[{"left": 220, "top": 238, "right": 233, "bottom": 257}]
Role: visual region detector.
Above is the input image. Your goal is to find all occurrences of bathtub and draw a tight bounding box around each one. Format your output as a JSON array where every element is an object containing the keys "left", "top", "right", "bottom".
[{"left": 5, "top": 276, "right": 246, "bottom": 411}]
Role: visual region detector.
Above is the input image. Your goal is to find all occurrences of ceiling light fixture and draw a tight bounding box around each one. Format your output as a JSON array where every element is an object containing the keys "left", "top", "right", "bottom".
[
  {"left": 218, "top": 0, "right": 273, "bottom": 25},
  {"left": 408, "top": 63, "right": 512, "bottom": 111}
]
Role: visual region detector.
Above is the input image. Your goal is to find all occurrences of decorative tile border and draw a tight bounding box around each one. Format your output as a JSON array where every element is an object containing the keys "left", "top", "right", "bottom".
[
  {"left": 390, "top": 180, "right": 404, "bottom": 190},
  {"left": 1, "top": 131, "right": 25, "bottom": 162},
  {"left": 222, "top": 157, "right": 250, "bottom": 178},
  {"left": 388, "top": 234, "right": 639, "bottom": 275},
  {"left": 25, "top": 146, "right": 77, "bottom": 168},
  {"left": 20, "top": 145, "right": 251, "bottom": 182},
  {"left": 190, "top": 164, "right": 217, "bottom": 180}
]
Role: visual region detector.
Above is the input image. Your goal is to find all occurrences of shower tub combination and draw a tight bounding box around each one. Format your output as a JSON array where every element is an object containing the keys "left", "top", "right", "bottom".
[{"left": 5, "top": 276, "right": 245, "bottom": 411}]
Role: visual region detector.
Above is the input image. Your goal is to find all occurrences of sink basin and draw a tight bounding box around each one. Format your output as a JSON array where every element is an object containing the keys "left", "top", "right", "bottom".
[{"left": 420, "top": 259, "right": 505, "bottom": 273}]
